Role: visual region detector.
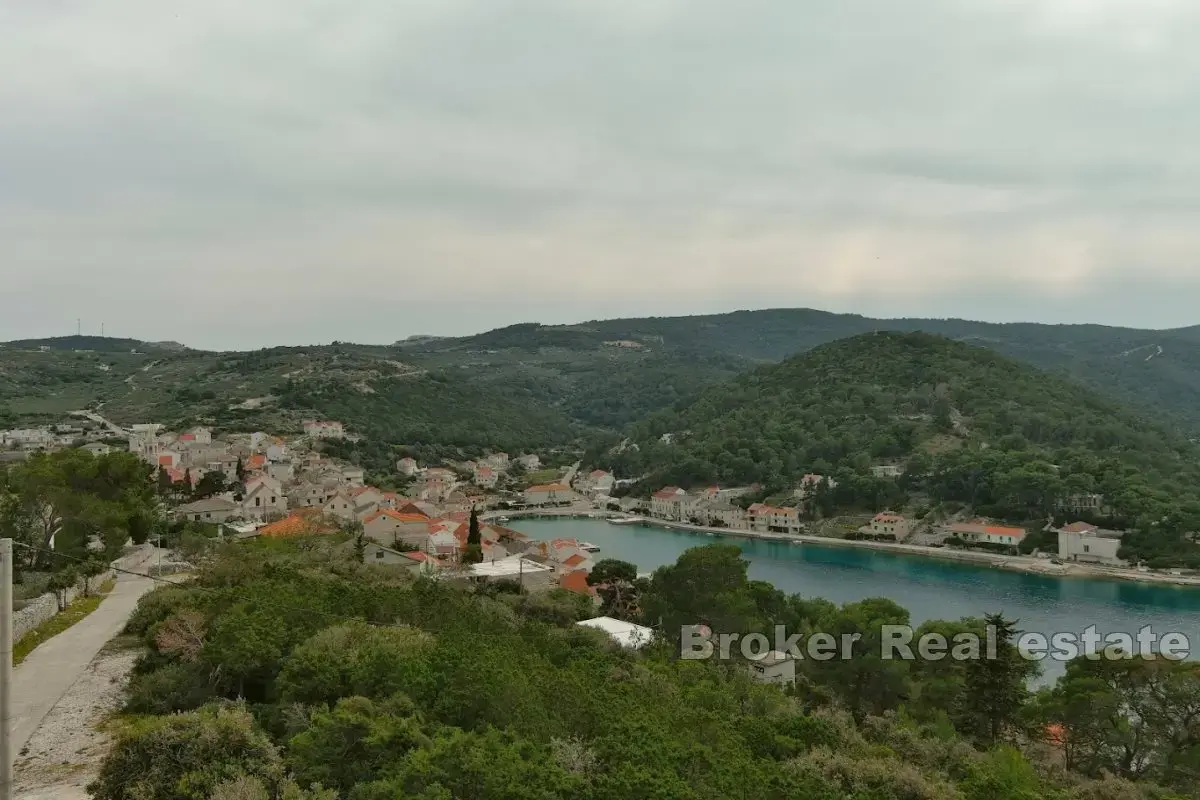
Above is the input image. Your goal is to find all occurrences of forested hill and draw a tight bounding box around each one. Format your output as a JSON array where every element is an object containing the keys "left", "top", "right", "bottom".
[
  {"left": 405, "top": 309, "right": 1200, "bottom": 433},
  {"left": 601, "top": 333, "right": 1200, "bottom": 556}
]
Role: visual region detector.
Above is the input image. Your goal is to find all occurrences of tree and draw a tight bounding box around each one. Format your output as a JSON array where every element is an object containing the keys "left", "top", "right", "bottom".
[
  {"left": 463, "top": 506, "right": 483, "bottom": 565},
  {"left": 641, "top": 544, "right": 766, "bottom": 642},
  {"left": 192, "top": 470, "right": 227, "bottom": 500},
  {"left": 47, "top": 568, "right": 77, "bottom": 611},
  {"left": 586, "top": 559, "right": 643, "bottom": 620},
  {"left": 286, "top": 696, "right": 429, "bottom": 795},
  {"left": 79, "top": 557, "right": 109, "bottom": 596},
  {"left": 236, "top": 456, "right": 247, "bottom": 483},
  {"left": 960, "top": 613, "right": 1035, "bottom": 747}
]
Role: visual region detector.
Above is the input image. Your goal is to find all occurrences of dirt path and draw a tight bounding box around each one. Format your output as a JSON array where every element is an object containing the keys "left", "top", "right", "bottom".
[{"left": 14, "top": 647, "right": 139, "bottom": 799}]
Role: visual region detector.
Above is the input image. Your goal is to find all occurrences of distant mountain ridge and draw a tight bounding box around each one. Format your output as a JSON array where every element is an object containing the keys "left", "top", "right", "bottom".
[{"left": 2, "top": 307, "right": 1199, "bottom": 442}]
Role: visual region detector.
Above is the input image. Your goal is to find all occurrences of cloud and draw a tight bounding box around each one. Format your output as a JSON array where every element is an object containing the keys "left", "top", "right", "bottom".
[{"left": 2, "top": 0, "right": 1198, "bottom": 348}]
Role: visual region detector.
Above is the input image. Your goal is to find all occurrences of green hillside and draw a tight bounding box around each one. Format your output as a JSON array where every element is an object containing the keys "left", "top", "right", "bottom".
[
  {"left": 3, "top": 308, "right": 1200, "bottom": 459},
  {"left": 424, "top": 309, "right": 1200, "bottom": 433},
  {"left": 600, "top": 332, "right": 1200, "bottom": 566}
]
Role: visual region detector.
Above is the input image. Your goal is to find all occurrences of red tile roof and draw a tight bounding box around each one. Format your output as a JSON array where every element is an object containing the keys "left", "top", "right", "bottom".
[
  {"left": 563, "top": 553, "right": 588, "bottom": 568},
  {"left": 559, "top": 570, "right": 592, "bottom": 595},
  {"left": 1062, "top": 521, "right": 1098, "bottom": 533},
  {"left": 260, "top": 511, "right": 335, "bottom": 538}
]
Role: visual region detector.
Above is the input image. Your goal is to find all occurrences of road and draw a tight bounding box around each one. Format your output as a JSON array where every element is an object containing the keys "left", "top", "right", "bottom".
[
  {"left": 11, "top": 552, "right": 159, "bottom": 756},
  {"left": 563, "top": 461, "right": 581, "bottom": 487},
  {"left": 70, "top": 409, "right": 127, "bottom": 437}
]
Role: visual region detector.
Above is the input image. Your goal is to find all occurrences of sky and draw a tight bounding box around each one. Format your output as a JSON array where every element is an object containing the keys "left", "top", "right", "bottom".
[{"left": 3, "top": 0, "right": 1199, "bottom": 350}]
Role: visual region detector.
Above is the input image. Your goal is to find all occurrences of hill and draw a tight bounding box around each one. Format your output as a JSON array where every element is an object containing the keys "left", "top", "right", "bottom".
[
  {"left": 4, "top": 306, "right": 1200, "bottom": 457},
  {"left": 413, "top": 309, "right": 1200, "bottom": 433},
  {"left": 599, "top": 332, "right": 1200, "bottom": 565}
]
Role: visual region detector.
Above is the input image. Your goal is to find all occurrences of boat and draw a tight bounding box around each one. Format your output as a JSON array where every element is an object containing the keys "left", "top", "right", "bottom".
[
  {"left": 579, "top": 541, "right": 601, "bottom": 553},
  {"left": 608, "top": 516, "right": 646, "bottom": 526},
  {"left": 497, "top": 516, "right": 510, "bottom": 523}
]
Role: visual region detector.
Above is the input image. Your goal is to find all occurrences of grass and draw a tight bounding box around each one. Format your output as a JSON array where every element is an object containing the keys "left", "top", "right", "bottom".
[
  {"left": 526, "top": 468, "right": 563, "bottom": 485},
  {"left": 13, "top": 578, "right": 117, "bottom": 665}
]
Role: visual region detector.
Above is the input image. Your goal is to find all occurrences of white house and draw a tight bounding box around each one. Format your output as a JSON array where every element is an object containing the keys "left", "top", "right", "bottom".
[
  {"left": 474, "top": 464, "right": 498, "bottom": 489},
  {"left": 862, "top": 511, "right": 910, "bottom": 538},
  {"left": 242, "top": 476, "right": 287, "bottom": 520},
  {"left": 322, "top": 489, "right": 359, "bottom": 521},
  {"left": 1057, "top": 521, "right": 1125, "bottom": 566},
  {"left": 945, "top": 521, "right": 1026, "bottom": 548},
  {"left": 396, "top": 457, "right": 419, "bottom": 476},
  {"left": 516, "top": 454, "right": 541, "bottom": 470}
]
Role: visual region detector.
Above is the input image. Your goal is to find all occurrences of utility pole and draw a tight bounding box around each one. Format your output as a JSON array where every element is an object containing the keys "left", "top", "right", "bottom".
[{"left": 1, "top": 537, "right": 13, "bottom": 800}]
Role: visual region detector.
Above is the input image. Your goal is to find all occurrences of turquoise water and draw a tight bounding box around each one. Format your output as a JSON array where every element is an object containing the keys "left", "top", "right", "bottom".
[{"left": 511, "top": 518, "right": 1200, "bottom": 683}]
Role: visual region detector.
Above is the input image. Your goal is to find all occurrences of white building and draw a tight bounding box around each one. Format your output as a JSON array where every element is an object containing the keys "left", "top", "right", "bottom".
[
  {"left": 576, "top": 617, "right": 655, "bottom": 649},
  {"left": 1057, "top": 522, "right": 1125, "bottom": 566},
  {"left": 128, "top": 423, "right": 163, "bottom": 463},
  {"left": 396, "top": 457, "right": 419, "bottom": 476},
  {"left": 862, "top": 511, "right": 910, "bottom": 538},
  {"left": 748, "top": 651, "right": 797, "bottom": 686},
  {"left": 650, "top": 487, "right": 686, "bottom": 520}
]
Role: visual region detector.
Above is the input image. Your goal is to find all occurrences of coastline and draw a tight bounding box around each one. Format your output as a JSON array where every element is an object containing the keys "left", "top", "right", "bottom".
[{"left": 493, "top": 508, "right": 1200, "bottom": 589}]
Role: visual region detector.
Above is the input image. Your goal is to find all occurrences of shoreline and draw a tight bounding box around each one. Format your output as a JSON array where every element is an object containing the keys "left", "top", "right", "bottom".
[{"left": 509, "top": 510, "right": 1200, "bottom": 589}]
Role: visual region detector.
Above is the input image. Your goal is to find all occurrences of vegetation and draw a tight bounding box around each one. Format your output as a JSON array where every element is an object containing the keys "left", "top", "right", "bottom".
[
  {"left": 0, "top": 449, "right": 160, "bottom": 570},
  {"left": 97, "top": 536, "right": 1195, "bottom": 799},
  {"left": 600, "top": 333, "right": 1200, "bottom": 567},
  {"left": 13, "top": 577, "right": 115, "bottom": 665}
]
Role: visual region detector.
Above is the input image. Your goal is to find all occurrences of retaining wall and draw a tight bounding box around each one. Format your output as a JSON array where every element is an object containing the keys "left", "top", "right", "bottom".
[{"left": 12, "top": 545, "right": 157, "bottom": 640}]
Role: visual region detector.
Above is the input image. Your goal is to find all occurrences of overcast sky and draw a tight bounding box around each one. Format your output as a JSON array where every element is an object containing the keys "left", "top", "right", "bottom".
[{"left": 3, "top": 1, "right": 1199, "bottom": 349}]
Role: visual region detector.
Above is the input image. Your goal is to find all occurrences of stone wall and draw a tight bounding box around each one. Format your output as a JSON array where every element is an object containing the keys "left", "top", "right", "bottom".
[{"left": 12, "top": 545, "right": 157, "bottom": 641}]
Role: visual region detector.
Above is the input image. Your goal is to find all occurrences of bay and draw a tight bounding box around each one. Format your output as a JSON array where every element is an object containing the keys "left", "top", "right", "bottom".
[{"left": 510, "top": 517, "right": 1200, "bottom": 683}]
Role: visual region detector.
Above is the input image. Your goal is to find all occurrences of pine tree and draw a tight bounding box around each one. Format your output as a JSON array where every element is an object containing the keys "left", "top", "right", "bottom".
[
  {"left": 463, "top": 505, "right": 483, "bottom": 564},
  {"left": 961, "top": 613, "right": 1033, "bottom": 746}
]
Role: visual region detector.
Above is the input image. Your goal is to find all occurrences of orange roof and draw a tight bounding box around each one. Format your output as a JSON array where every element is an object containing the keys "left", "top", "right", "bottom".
[
  {"left": 1062, "top": 521, "right": 1098, "bottom": 533},
  {"left": 246, "top": 454, "right": 266, "bottom": 469},
  {"left": 652, "top": 487, "right": 682, "bottom": 499},
  {"left": 551, "top": 538, "right": 579, "bottom": 550},
  {"left": 178, "top": 433, "right": 195, "bottom": 441},
  {"left": 351, "top": 486, "right": 379, "bottom": 497},
  {"left": 874, "top": 512, "right": 904, "bottom": 522},
  {"left": 527, "top": 483, "right": 569, "bottom": 493},
  {"left": 559, "top": 570, "right": 592, "bottom": 595},
  {"left": 259, "top": 512, "right": 335, "bottom": 538},
  {"left": 1045, "top": 723, "right": 1066, "bottom": 746},
  {"left": 158, "top": 455, "right": 173, "bottom": 466},
  {"left": 563, "top": 553, "right": 588, "bottom": 568}
]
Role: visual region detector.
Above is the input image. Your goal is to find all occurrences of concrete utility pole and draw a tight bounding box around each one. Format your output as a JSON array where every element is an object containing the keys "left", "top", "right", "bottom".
[{"left": 1, "top": 537, "right": 13, "bottom": 800}]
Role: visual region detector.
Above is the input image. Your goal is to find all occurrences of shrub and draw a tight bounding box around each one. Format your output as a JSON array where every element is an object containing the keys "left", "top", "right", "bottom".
[{"left": 89, "top": 704, "right": 285, "bottom": 800}]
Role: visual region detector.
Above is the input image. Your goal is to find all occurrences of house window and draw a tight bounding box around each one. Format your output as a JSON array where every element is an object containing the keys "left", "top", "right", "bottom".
[
  {"left": 375, "top": 551, "right": 384, "bottom": 559},
  {"left": 256, "top": 497, "right": 261, "bottom": 506},
  {"left": 1083, "top": 545, "right": 1090, "bottom": 554}
]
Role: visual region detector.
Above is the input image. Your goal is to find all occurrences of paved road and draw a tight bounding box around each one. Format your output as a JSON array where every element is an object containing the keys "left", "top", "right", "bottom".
[{"left": 11, "top": 558, "right": 158, "bottom": 755}]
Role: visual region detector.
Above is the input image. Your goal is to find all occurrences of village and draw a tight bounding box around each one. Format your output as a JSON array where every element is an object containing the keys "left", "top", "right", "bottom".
[{"left": 2, "top": 414, "right": 1134, "bottom": 588}]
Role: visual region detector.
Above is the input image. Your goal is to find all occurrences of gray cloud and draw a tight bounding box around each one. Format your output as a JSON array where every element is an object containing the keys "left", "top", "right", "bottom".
[{"left": 2, "top": 0, "right": 1199, "bottom": 348}]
